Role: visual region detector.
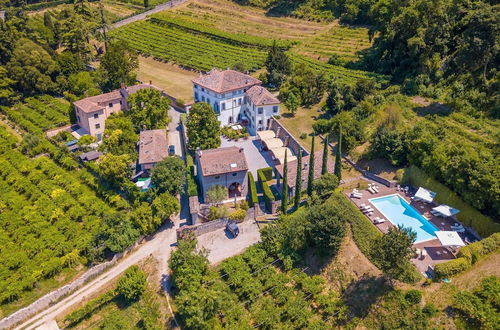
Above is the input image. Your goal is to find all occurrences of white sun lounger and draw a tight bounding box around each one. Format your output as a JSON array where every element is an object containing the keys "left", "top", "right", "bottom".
[
  {"left": 362, "top": 208, "right": 374, "bottom": 213},
  {"left": 373, "top": 217, "right": 385, "bottom": 224},
  {"left": 351, "top": 193, "right": 362, "bottom": 199},
  {"left": 372, "top": 186, "right": 379, "bottom": 193},
  {"left": 367, "top": 187, "right": 376, "bottom": 194}
]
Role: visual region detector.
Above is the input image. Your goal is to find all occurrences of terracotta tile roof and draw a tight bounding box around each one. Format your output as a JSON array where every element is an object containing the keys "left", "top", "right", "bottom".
[
  {"left": 275, "top": 150, "right": 334, "bottom": 189},
  {"left": 138, "top": 129, "right": 169, "bottom": 165},
  {"left": 74, "top": 84, "right": 163, "bottom": 113},
  {"left": 192, "top": 69, "right": 261, "bottom": 94},
  {"left": 198, "top": 146, "right": 248, "bottom": 177},
  {"left": 246, "top": 85, "right": 280, "bottom": 106}
]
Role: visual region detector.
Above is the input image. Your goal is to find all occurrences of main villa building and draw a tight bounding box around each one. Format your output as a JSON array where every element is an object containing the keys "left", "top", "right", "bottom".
[{"left": 192, "top": 69, "right": 280, "bottom": 135}]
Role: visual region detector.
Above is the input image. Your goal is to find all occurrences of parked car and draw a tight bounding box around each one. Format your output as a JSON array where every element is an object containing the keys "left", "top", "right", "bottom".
[
  {"left": 226, "top": 221, "right": 239, "bottom": 238},
  {"left": 168, "top": 145, "right": 175, "bottom": 156}
]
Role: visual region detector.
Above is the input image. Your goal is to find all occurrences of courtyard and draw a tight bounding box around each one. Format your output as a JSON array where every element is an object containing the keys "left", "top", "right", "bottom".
[{"left": 220, "top": 136, "right": 275, "bottom": 176}]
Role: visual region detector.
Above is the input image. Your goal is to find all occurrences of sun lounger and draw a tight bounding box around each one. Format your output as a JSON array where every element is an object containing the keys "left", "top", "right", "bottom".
[
  {"left": 367, "top": 187, "right": 376, "bottom": 194},
  {"left": 396, "top": 184, "right": 401, "bottom": 191},
  {"left": 362, "top": 208, "right": 374, "bottom": 213},
  {"left": 373, "top": 217, "right": 385, "bottom": 224},
  {"left": 372, "top": 186, "right": 379, "bottom": 193},
  {"left": 351, "top": 193, "right": 362, "bottom": 199}
]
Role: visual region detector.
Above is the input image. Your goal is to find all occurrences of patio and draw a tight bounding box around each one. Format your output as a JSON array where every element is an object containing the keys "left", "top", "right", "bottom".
[
  {"left": 220, "top": 136, "right": 275, "bottom": 176},
  {"left": 345, "top": 181, "right": 475, "bottom": 276}
]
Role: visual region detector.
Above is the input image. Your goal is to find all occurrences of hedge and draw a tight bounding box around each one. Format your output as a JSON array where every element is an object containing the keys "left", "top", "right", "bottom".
[
  {"left": 186, "top": 155, "right": 198, "bottom": 197},
  {"left": 257, "top": 168, "right": 274, "bottom": 212},
  {"left": 248, "top": 172, "right": 258, "bottom": 207},
  {"left": 259, "top": 167, "right": 274, "bottom": 181},
  {"left": 403, "top": 166, "right": 499, "bottom": 238},
  {"left": 434, "top": 233, "right": 500, "bottom": 279},
  {"left": 64, "top": 289, "right": 116, "bottom": 326}
]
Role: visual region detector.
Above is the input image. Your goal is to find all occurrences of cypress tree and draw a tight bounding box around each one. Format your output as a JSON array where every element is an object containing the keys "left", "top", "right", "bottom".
[
  {"left": 281, "top": 150, "right": 288, "bottom": 214},
  {"left": 307, "top": 134, "right": 315, "bottom": 196},
  {"left": 335, "top": 125, "right": 342, "bottom": 181},
  {"left": 294, "top": 148, "right": 302, "bottom": 210},
  {"left": 321, "top": 135, "right": 328, "bottom": 175}
]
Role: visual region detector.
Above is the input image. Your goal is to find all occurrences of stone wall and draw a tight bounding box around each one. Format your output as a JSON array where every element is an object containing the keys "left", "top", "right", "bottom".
[{"left": 268, "top": 117, "right": 309, "bottom": 156}]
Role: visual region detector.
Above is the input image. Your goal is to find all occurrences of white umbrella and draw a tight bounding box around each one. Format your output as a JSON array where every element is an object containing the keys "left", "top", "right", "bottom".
[
  {"left": 414, "top": 187, "right": 436, "bottom": 203},
  {"left": 433, "top": 205, "right": 460, "bottom": 217},
  {"left": 435, "top": 231, "right": 466, "bottom": 247}
]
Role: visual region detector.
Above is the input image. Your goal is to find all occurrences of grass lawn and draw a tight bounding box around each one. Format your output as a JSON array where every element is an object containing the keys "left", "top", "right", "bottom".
[
  {"left": 137, "top": 56, "right": 198, "bottom": 102},
  {"left": 277, "top": 105, "right": 322, "bottom": 151}
]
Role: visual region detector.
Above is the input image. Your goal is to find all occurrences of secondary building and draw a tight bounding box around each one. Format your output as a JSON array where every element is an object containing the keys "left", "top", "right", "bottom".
[
  {"left": 138, "top": 129, "right": 169, "bottom": 172},
  {"left": 195, "top": 146, "right": 249, "bottom": 202},
  {"left": 192, "top": 69, "right": 280, "bottom": 135},
  {"left": 73, "top": 83, "right": 163, "bottom": 141}
]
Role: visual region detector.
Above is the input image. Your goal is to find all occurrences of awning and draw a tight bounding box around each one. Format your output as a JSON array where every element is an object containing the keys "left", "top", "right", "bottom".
[
  {"left": 257, "top": 130, "right": 276, "bottom": 142},
  {"left": 435, "top": 231, "right": 466, "bottom": 247},
  {"left": 270, "top": 146, "right": 296, "bottom": 164},
  {"left": 432, "top": 205, "right": 460, "bottom": 217},
  {"left": 263, "top": 138, "right": 283, "bottom": 149},
  {"left": 415, "top": 187, "right": 436, "bottom": 203}
]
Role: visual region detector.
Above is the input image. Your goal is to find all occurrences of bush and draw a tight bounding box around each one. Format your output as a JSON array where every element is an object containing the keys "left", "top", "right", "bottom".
[
  {"left": 117, "top": 266, "right": 147, "bottom": 303},
  {"left": 247, "top": 172, "right": 258, "bottom": 207},
  {"left": 65, "top": 290, "right": 116, "bottom": 326},
  {"left": 186, "top": 155, "right": 198, "bottom": 197},
  {"left": 229, "top": 208, "right": 246, "bottom": 222},
  {"left": 434, "top": 258, "right": 471, "bottom": 280},
  {"left": 299, "top": 133, "right": 307, "bottom": 139},
  {"left": 208, "top": 206, "right": 229, "bottom": 220},
  {"left": 238, "top": 200, "right": 249, "bottom": 211},
  {"left": 404, "top": 166, "right": 499, "bottom": 237},
  {"left": 422, "top": 303, "right": 438, "bottom": 317},
  {"left": 258, "top": 167, "right": 273, "bottom": 181},
  {"left": 405, "top": 290, "right": 422, "bottom": 304},
  {"left": 257, "top": 168, "right": 275, "bottom": 212}
]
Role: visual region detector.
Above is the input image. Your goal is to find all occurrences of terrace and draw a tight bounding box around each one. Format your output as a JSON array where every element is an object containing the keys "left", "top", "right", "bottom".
[{"left": 345, "top": 182, "right": 478, "bottom": 276}]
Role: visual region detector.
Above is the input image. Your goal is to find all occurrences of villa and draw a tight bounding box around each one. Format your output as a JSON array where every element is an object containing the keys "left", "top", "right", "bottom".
[
  {"left": 137, "top": 129, "right": 169, "bottom": 172},
  {"left": 73, "top": 83, "right": 163, "bottom": 141},
  {"left": 195, "top": 146, "right": 248, "bottom": 201},
  {"left": 192, "top": 69, "right": 280, "bottom": 135}
]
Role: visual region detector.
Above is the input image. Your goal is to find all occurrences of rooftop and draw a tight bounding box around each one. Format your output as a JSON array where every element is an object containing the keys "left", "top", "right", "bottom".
[
  {"left": 192, "top": 69, "right": 261, "bottom": 94},
  {"left": 138, "top": 129, "right": 169, "bottom": 165},
  {"left": 275, "top": 150, "right": 333, "bottom": 189},
  {"left": 246, "top": 85, "right": 280, "bottom": 106},
  {"left": 197, "top": 146, "right": 248, "bottom": 177},
  {"left": 74, "top": 84, "right": 163, "bottom": 113}
]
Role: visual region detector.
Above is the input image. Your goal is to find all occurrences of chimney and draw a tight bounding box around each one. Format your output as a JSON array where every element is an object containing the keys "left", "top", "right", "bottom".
[
  {"left": 239, "top": 147, "right": 244, "bottom": 153},
  {"left": 149, "top": 80, "right": 152, "bottom": 85}
]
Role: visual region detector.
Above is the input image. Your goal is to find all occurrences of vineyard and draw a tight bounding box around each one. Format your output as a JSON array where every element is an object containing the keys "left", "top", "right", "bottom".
[{"left": 0, "top": 96, "right": 70, "bottom": 136}]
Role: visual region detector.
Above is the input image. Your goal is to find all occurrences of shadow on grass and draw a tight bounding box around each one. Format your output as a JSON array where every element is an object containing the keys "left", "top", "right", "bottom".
[{"left": 343, "top": 275, "right": 392, "bottom": 318}]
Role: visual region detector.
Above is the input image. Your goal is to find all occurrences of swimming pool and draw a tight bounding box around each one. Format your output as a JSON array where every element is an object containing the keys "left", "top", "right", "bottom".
[{"left": 370, "top": 194, "right": 439, "bottom": 243}]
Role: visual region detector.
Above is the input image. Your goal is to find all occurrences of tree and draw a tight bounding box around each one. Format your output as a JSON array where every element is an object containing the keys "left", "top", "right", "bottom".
[
  {"left": 99, "top": 114, "right": 138, "bottom": 156},
  {"left": 143, "top": 0, "right": 149, "bottom": 8},
  {"left": 307, "top": 134, "right": 315, "bottom": 196},
  {"left": 77, "top": 135, "right": 95, "bottom": 151},
  {"left": 321, "top": 135, "right": 328, "bottom": 175},
  {"left": 205, "top": 185, "right": 228, "bottom": 205},
  {"left": 307, "top": 200, "right": 346, "bottom": 255},
  {"left": 279, "top": 85, "right": 301, "bottom": 115},
  {"left": 97, "top": 153, "right": 132, "bottom": 187},
  {"left": 186, "top": 102, "right": 221, "bottom": 151},
  {"left": 101, "top": 212, "right": 140, "bottom": 254},
  {"left": 152, "top": 192, "right": 179, "bottom": 221},
  {"left": 99, "top": 40, "right": 138, "bottom": 91},
  {"left": 117, "top": 265, "right": 147, "bottom": 303},
  {"left": 0, "top": 65, "right": 17, "bottom": 105},
  {"left": 132, "top": 202, "right": 159, "bottom": 235},
  {"left": 6, "top": 38, "right": 58, "bottom": 95},
  {"left": 373, "top": 225, "right": 416, "bottom": 283},
  {"left": 127, "top": 88, "right": 171, "bottom": 131},
  {"left": 312, "top": 173, "right": 339, "bottom": 200},
  {"left": 281, "top": 150, "right": 288, "bottom": 214},
  {"left": 334, "top": 125, "right": 342, "bottom": 181},
  {"left": 66, "top": 72, "right": 99, "bottom": 97},
  {"left": 265, "top": 41, "right": 291, "bottom": 87},
  {"left": 151, "top": 157, "right": 186, "bottom": 195},
  {"left": 294, "top": 148, "right": 302, "bottom": 210}
]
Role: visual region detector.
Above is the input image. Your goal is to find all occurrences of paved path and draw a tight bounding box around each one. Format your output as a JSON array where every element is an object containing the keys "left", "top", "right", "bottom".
[
  {"left": 111, "top": 0, "right": 189, "bottom": 29},
  {"left": 168, "top": 107, "right": 184, "bottom": 159}
]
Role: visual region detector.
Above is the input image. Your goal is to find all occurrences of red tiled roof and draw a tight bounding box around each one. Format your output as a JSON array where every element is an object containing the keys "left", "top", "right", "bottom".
[
  {"left": 275, "top": 150, "right": 334, "bottom": 189},
  {"left": 246, "top": 85, "right": 280, "bottom": 106},
  {"left": 192, "top": 69, "right": 261, "bottom": 94},
  {"left": 74, "top": 84, "right": 163, "bottom": 113},
  {"left": 198, "top": 146, "right": 248, "bottom": 177},
  {"left": 138, "top": 129, "right": 168, "bottom": 165}
]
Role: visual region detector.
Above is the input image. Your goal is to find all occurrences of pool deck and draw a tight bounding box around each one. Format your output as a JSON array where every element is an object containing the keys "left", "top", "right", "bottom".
[{"left": 345, "top": 182, "right": 468, "bottom": 276}]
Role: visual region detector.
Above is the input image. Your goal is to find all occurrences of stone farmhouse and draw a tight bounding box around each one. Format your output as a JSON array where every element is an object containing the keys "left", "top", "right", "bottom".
[
  {"left": 192, "top": 69, "right": 280, "bottom": 135},
  {"left": 195, "top": 146, "right": 248, "bottom": 202},
  {"left": 138, "top": 129, "right": 169, "bottom": 172},
  {"left": 73, "top": 83, "right": 162, "bottom": 141}
]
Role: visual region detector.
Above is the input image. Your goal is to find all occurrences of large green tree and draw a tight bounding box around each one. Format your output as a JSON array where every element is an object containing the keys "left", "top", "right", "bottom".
[
  {"left": 186, "top": 102, "right": 221, "bottom": 151},
  {"left": 151, "top": 157, "right": 186, "bottom": 195},
  {"left": 127, "top": 88, "right": 171, "bottom": 131},
  {"left": 307, "top": 198, "right": 346, "bottom": 255},
  {"left": 117, "top": 265, "right": 147, "bottom": 303},
  {"left": 99, "top": 114, "right": 138, "bottom": 157},
  {"left": 99, "top": 40, "right": 138, "bottom": 91},
  {"left": 97, "top": 153, "right": 132, "bottom": 187},
  {"left": 265, "top": 40, "right": 291, "bottom": 87},
  {"left": 152, "top": 192, "right": 180, "bottom": 222}
]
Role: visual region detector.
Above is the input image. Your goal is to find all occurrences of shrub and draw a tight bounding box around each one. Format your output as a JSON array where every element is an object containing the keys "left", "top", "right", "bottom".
[
  {"left": 299, "top": 133, "right": 307, "bottom": 139},
  {"left": 405, "top": 290, "right": 422, "bottom": 304},
  {"left": 257, "top": 168, "right": 275, "bottom": 211},
  {"left": 422, "top": 303, "right": 438, "bottom": 317},
  {"left": 208, "top": 206, "right": 229, "bottom": 220},
  {"left": 434, "top": 258, "right": 471, "bottom": 280},
  {"left": 238, "top": 200, "right": 249, "bottom": 211},
  {"left": 229, "top": 208, "right": 246, "bottom": 222},
  {"left": 186, "top": 155, "right": 198, "bottom": 197},
  {"left": 247, "top": 172, "right": 258, "bottom": 207},
  {"left": 117, "top": 266, "right": 147, "bottom": 303}
]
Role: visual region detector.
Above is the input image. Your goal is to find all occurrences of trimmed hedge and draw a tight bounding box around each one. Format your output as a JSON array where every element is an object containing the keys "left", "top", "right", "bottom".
[
  {"left": 248, "top": 172, "right": 258, "bottom": 207},
  {"left": 257, "top": 168, "right": 275, "bottom": 212},
  {"left": 403, "top": 166, "right": 499, "bottom": 238},
  {"left": 186, "top": 155, "right": 198, "bottom": 197},
  {"left": 434, "top": 233, "right": 500, "bottom": 279},
  {"left": 64, "top": 289, "right": 116, "bottom": 326},
  {"left": 259, "top": 167, "right": 273, "bottom": 181}
]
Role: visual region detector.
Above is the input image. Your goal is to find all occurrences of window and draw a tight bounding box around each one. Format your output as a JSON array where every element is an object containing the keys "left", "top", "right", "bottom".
[
  {"left": 77, "top": 115, "right": 80, "bottom": 123},
  {"left": 120, "top": 100, "right": 123, "bottom": 105},
  {"left": 95, "top": 123, "right": 101, "bottom": 129},
  {"left": 258, "top": 107, "right": 263, "bottom": 114},
  {"left": 258, "top": 119, "right": 262, "bottom": 125},
  {"left": 273, "top": 106, "right": 279, "bottom": 113},
  {"left": 108, "top": 103, "right": 113, "bottom": 108},
  {"left": 229, "top": 116, "right": 233, "bottom": 124},
  {"left": 232, "top": 173, "right": 237, "bottom": 176},
  {"left": 222, "top": 102, "right": 226, "bottom": 110},
  {"left": 215, "top": 176, "right": 220, "bottom": 179},
  {"left": 194, "top": 85, "right": 198, "bottom": 89},
  {"left": 238, "top": 98, "right": 242, "bottom": 106},
  {"left": 201, "top": 87, "right": 205, "bottom": 92},
  {"left": 93, "top": 113, "right": 98, "bottom": 119},
  {"left": 194, "top": 92, "right": 199, "bottom": 100},
  {"left": 202, "top": 96, "right": 205, "bottom": 102}
]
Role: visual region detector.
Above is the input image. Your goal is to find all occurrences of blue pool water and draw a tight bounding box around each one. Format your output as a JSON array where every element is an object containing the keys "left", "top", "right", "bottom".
[{"left": 370, "top": 194, "right": 439, "bottom": 243}]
